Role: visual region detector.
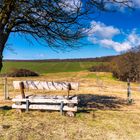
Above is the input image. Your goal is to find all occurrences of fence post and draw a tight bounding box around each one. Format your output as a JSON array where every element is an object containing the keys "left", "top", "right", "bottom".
[
  {"left": 127, "top": 78, "right": 132, "bottom": 104},
  {"left": 4, "top": 77, "right": 8, "bottom": 100}
]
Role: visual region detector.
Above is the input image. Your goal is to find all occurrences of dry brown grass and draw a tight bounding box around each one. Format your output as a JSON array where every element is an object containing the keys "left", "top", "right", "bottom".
[{"left": 0, "top": 71, "right": 140, "bottom": 140}]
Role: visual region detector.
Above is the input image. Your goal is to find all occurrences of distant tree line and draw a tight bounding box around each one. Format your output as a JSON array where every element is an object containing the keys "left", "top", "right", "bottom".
[{"left": 3, "top": 55, "right": 117, "bottom": 62}]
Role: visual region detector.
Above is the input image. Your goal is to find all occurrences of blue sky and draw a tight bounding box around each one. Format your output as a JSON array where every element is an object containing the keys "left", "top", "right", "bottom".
[{"left": 3, "top": 1, "right": 140, "bottom": 60}]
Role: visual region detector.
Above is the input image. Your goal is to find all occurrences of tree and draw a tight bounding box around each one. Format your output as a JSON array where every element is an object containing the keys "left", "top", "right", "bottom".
[
  {"left": 111, "top": 47, "right": 140, "bottom": 82},
  {"left": 0, "top": 0, "right": 132, "bottom": 71}
]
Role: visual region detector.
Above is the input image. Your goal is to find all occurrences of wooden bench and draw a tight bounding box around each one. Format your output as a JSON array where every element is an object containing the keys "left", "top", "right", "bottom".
[{"left": 12, "top": 81, "right": 79, "bottom": 116}]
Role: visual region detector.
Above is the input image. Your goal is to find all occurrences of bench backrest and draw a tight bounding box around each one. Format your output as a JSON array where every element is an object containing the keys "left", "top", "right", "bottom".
[{"left": 13, "top": 81, "right": 79, "bottom": 90}]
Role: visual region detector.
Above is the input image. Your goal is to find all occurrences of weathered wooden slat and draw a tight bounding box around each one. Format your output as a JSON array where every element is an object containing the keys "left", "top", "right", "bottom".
[
  {"left": 12, "top": 98, "right": 78, "bottom": 104},
  {"left": 14, "top": 95, "right": 78, "bottom": 100},
  {"left": 12, "top": 104, "right": 77, "bottom": 112},
  {"left": 13, "top": 81, "right": 79, "bottom": 90},
  {"left": 12, "top": 97, "right": 78, "bottom": 103},
  {"left": 12, "top": 95, "right": 78, "bottom": 104}
]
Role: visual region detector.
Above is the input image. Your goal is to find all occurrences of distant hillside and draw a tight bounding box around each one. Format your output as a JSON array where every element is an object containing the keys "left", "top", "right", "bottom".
[
  {"left": 3, "top": 55, "right": 118, "bottom": 62},
  {"left": 2, "top": 61, "right": 104, "bottom": 74}
]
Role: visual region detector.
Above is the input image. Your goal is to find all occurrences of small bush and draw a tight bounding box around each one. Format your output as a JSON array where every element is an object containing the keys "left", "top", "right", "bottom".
[
  {"left": 5, "top": 69, "right": 39, "bottom": 77},
  {"left": 89, "top": 63, "right": 110, "bottom": 72}
]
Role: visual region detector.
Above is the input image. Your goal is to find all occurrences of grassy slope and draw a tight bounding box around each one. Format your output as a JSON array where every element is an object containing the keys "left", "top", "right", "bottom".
[
  {"left": 0, "top": 71, "right": 140, "bottom": 140},
  {"left": 1, "top": 61, "right": 103, "bottom": 74}
]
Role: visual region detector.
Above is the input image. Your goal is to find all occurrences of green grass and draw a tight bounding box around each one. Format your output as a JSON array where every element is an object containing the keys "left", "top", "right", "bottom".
[
  {"left": 85, "top": 72, "right": 117, "bottom": 80},
  {"left": 1, "top": 61, "right": 103, "bottom": 74}
]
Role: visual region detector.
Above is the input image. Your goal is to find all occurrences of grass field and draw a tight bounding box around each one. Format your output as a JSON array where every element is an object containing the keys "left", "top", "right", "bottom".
[
  {"left": 1, "top": 61, "right": 103, "bottom": 74},
  {"left": 0, "top": 71, "right": 140, "bottom": 140}
]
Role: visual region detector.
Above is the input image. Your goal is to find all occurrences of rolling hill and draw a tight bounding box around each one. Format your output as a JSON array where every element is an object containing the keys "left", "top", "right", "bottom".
[{"left": 1, "top": 55, "right": 116, "bottom": 74}]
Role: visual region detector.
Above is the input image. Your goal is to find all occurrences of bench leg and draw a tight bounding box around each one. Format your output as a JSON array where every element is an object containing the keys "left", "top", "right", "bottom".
[
  {"left": 66, "top": 103, "right": 75, "bottom": 117},
  {"left": 26, "top": 100, "right": 29, "bottom": 112},
  {"left": 60, "top": 101, "right": 64, "bottom": 115}
]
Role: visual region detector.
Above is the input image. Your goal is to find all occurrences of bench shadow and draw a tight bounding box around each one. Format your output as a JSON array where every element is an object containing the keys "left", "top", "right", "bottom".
[
  {"left": 0, "top": 95, "right": 127, "bottom": 113},
  {"left": 0, "top": 106, "right": 12, "bottom": 110},
  {"left": 77, "top": 94, "right": 126, "bottom": 112}
]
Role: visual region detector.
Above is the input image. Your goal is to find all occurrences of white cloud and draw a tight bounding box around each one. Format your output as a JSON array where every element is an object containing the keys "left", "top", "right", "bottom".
[
  {"left": 113, "top": 0, "right": 140, "bottom": 9},
  {"left": 59, "top": 0, "right": 81, "bottom": 12},
  {"left": 96, "top": 0, "right": 140, "bottom": 11},
  {"left": 60, "top": 0, "right": 140, "bottom": 13},
  {"left": 59, "top": 0, "right": 139, "bottom": 14},
  {"left": 88, "top": 21, "right": 140, "bottom": 52},
  {"left": 99, "top": 39, "right": 132, "bottom": 52},
  {"left": 127, "top": 29, "right": 140, "bottom": 45},
  {"left": 133, "top": 0, "right": 140, "bottom": 8},
  {"left": 37, "top": 53, "right": 47, "bottom": 58},
  {"left": 88, "top": 21, "right": 120, "bottom": 39}
]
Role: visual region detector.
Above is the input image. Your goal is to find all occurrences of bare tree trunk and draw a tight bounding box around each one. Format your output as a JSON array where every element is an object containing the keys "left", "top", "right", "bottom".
[
  {"left": 0, "top": 46, "right": 4, "bottom": 72},
  {"left": 0, "top": 32, "right": 9, "bottom": 71},
  {"left": 0, "top": 53, "right": 3, "bottom": 72}
]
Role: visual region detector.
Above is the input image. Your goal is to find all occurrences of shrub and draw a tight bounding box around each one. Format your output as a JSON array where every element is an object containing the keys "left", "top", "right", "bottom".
[
  {"left": 110, "top": 49, "right": 140, "bottom": 82},
  {"left": 5, "top": 69, "right": 39, "bottom": 77}
]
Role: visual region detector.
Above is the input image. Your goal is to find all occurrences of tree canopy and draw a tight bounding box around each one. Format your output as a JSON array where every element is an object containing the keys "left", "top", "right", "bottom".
[{"left": 111, "top": 46, "right": 140, "bottom": 82}]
